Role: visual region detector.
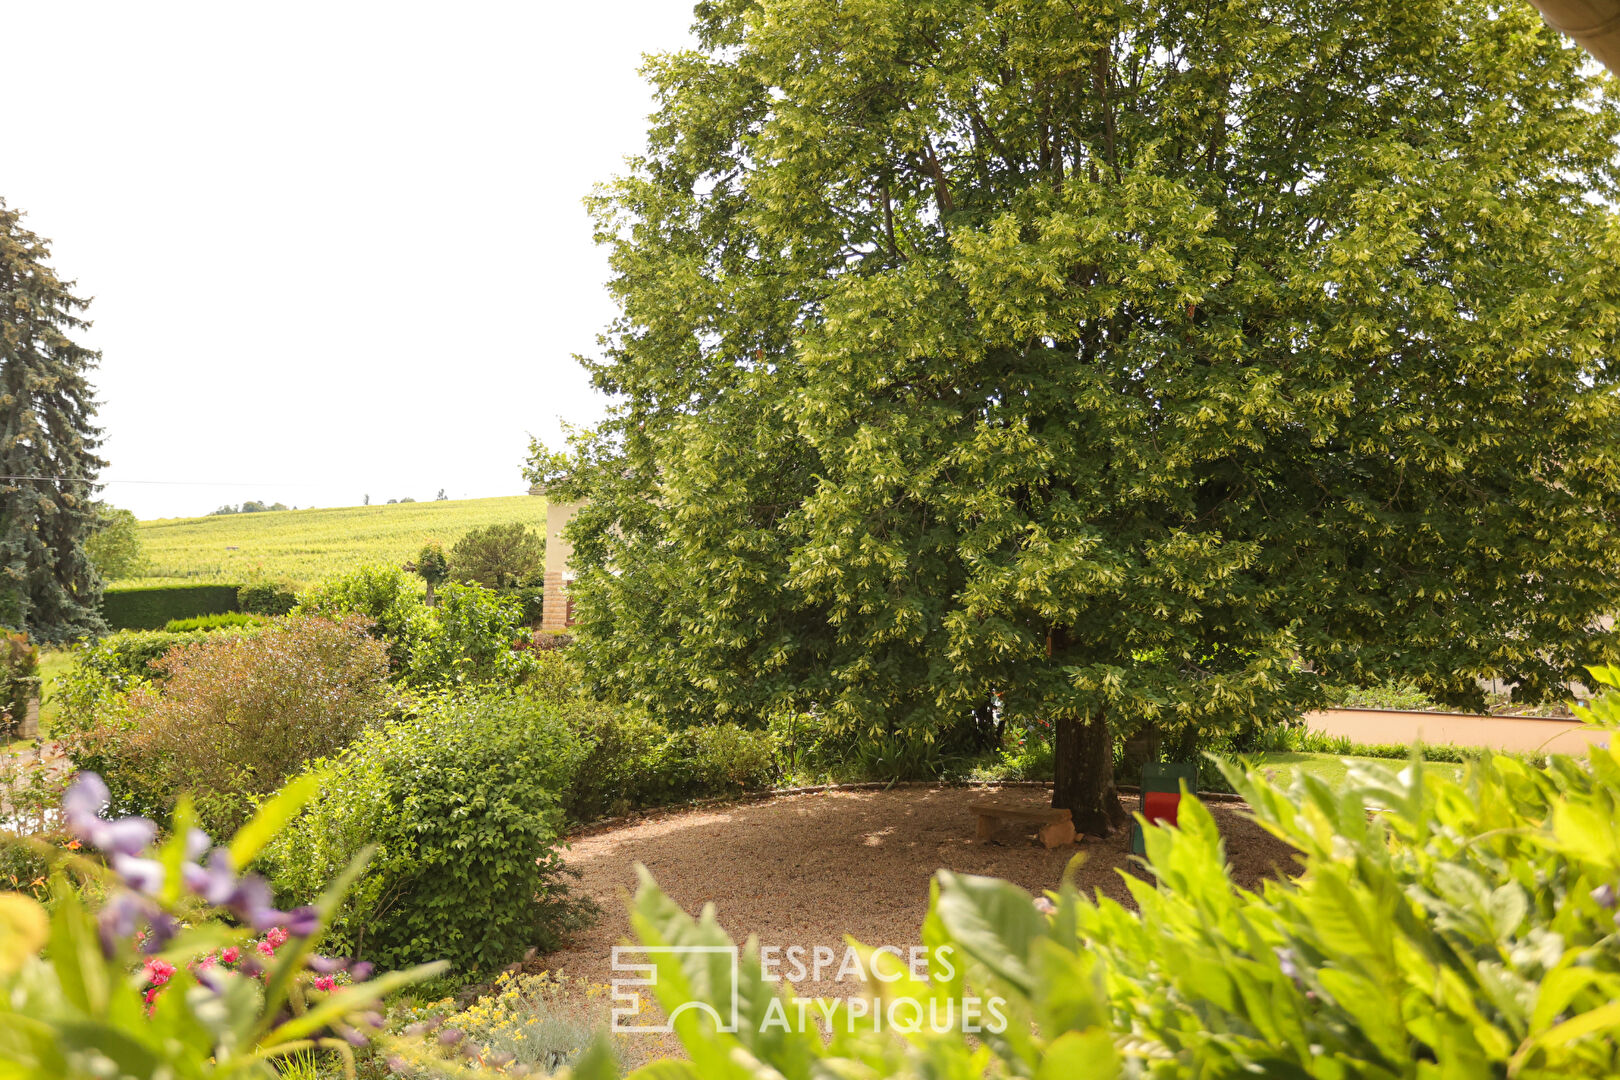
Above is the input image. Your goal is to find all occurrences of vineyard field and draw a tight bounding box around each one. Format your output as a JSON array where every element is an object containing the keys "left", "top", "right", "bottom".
[{"left": 118, "top": 495, "right": 550, "bottom": 590}]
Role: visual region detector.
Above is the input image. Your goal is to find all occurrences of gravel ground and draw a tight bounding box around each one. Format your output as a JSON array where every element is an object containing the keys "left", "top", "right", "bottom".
[{"left": 526, "top": 786, "right": 1300, "bottom": 1068}]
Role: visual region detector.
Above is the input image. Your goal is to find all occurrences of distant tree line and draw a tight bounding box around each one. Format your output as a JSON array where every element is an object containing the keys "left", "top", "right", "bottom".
[{"left": 209, "top": 502, "right": 290, "bottom": 516}]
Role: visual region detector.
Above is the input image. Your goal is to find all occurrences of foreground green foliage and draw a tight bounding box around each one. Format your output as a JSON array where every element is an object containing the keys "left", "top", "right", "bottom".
[
  {"left": 548, "top": 0, "right": 1620, "bottom": 832},
  {"left": 594, "top": 670, "right": 1620, "bottom": 1079},
  {"left": 0, "top": 780, "right": 445, "bottom": 1080}
]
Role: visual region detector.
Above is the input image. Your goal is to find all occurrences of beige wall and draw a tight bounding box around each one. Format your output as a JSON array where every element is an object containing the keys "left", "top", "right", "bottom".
[
  {"left": 541, "top": 499, "right": 583, "bottom": 632},
  {"left": 1305, "top": 708, "right": 1608, "bottom": 755},
  {"left": 544, "top": 500, "right": 582, "bottom": 580}
]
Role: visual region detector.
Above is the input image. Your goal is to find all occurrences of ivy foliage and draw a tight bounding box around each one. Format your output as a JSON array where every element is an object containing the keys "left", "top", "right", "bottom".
[{"left": 545, "top": 0, "right": 1620, "bottom": 777}]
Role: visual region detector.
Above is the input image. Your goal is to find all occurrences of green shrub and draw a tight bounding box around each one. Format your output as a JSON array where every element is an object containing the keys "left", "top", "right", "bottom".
[
  {"left": 295, "top": 563, "right": 433, "bottom": 670},
  {"left": 237, "top": 581, "right": 298, "bottom": 616},
  {"left": 524, "top": 647, "right": 583, "bottom": 705},
  {"left": 262, "top": 690, "right": 594, "bottom": 976},
  {"left": 1, "top": 631, "right": 40, "bottom": 735},
  {"left": 162, "top": 611, "right": 268, "bottom": 632},
  {"left": 1324, "top": 679, "right": 1439, "bottom": 711},
  {"left": 618, "top": 670, "right": 1620, "bottom": 1079},
  {"left": 101, "top": 583, "right": 241, "bottom": 631},
  {"left": 511, "top": 585, "right": 546, "bottom": 626},
  {"left": 404, "top": 582, "right": 531, "bottom": 688},
  {"left": 55, "top": 617, "right": 390, "bottom": 832},
  {"left": 562, "top": 711, "right": 778, "bottom": 821}
]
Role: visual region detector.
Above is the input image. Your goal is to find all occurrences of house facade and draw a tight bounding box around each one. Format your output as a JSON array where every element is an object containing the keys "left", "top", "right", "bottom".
[{"left": 540, "top": 497, "right": 583, "bottom": 632}]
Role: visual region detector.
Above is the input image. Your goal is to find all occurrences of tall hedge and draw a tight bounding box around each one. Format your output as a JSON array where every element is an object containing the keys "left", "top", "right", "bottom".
[{"left": 101, "top": 585, "right": 241, "bottom": 632}]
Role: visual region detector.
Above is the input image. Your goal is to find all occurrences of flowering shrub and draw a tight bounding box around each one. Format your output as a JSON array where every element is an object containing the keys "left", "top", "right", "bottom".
[
  {"left": 0, "top": 772, "right": 444, "bottom": 1078},
  {"left": 262, "top": 690, "right": 594, "bottom": 976},
  {"left": 387, "top": 970, "right": 611, "bottom": 1075}
]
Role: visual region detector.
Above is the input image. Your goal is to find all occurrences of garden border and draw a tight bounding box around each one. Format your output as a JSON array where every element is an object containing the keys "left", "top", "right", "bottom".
[{"left": 566, "top": 778, "right": 1248, "bottom": 838}]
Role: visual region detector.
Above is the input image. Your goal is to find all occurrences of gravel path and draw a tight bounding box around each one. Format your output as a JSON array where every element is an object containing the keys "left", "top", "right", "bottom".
[{"left": 532, "top": 786, "right": 1299, "bottom": 1066}]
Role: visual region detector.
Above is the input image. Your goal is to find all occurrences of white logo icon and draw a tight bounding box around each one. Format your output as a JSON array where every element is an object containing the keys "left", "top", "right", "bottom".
[{"left": 610, "top": 945, "right": 741, "bottom": 1034}]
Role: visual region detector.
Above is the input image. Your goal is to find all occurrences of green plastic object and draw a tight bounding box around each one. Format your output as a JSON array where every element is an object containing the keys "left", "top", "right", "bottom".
[
  {"left": 1130, "top": 761, "right": 1199, "bottom": 856},
  {"left": 1141, "top": 760, "right": 1198, "bottom": 794}
]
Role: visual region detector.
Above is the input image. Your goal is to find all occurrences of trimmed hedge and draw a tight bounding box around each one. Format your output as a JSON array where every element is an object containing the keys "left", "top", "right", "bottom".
[
  {"left": 237, "top": 583, "right": 298, "bottom": 616},
  {"left": 101, "top": 585, "right": 242, "bottom": 631}
]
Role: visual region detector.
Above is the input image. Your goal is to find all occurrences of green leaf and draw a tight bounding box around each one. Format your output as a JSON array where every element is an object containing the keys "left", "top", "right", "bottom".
[{"left": 230, "top": 772, "right": 323, "bottom": 869}]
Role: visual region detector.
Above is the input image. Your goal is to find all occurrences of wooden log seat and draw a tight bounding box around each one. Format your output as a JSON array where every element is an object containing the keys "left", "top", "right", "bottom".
[{"left": 971, "top": 800, "right": 1076, "bottom": 848}]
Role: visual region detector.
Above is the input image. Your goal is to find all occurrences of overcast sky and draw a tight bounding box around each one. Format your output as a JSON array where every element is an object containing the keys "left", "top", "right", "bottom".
[{"left": 3, "top": 1, "right": 695, "bottom": 519}]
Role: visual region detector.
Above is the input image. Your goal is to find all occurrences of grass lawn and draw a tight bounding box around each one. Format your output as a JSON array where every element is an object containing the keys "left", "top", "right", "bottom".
[
  {"left": 4, "top": 647, "right": 75, "bottom": 750},
  {"left": 36, "top": 647, "right": 75, "bottom": 739},
  {"left": 1244, "top": 751, "right": 1465, "bottom": 788},
  {"left": 120, "top": 494, "right": 549, "bottom": 589}
]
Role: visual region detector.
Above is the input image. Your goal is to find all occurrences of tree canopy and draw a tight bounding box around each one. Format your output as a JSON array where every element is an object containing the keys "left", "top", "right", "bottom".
[
  {"left": 0, "top": 199, "right": 107, "bottom": 641},
  {"left": 542, "top": 0, "right": 1620, "bottom": 830},
  {"left": 84, "top": 504, "right": 144, "bottom": 582},
  {"left": 447, "top": 522, "right": 544, "bottom": 590}
]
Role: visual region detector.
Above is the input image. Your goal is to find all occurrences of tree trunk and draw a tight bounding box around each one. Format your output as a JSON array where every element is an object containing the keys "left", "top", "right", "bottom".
[{"left": 1052, "top": 709, "right": 1128, "bottom": 836}]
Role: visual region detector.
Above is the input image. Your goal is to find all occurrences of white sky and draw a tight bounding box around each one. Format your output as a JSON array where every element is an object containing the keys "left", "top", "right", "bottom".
[{"left": 3, "top": 1, "right": 695, "bottom": 520}]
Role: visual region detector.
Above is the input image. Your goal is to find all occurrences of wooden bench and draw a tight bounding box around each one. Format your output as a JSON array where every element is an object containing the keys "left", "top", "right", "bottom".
[{"left": 972, "top": 800, "right": 1075, "bottom": 848}]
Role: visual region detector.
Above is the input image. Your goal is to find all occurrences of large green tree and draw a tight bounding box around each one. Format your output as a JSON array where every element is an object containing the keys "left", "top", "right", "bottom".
[
  {"left": 0, "top": 200, "right": 106, "bottom": 641},
  {"left": 542, "top": 0, "right": 1620, "bottom": 832}
]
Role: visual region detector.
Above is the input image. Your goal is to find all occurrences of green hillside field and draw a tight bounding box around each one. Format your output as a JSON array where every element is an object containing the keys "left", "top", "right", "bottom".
[{"left": 118, "top": 495, "right": 549, "bottom": 590}]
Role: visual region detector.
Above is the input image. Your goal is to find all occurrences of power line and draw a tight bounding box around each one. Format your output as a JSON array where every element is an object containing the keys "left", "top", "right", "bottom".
[{"left": 0, "top": 475, "right": 359, "bottom": 488}]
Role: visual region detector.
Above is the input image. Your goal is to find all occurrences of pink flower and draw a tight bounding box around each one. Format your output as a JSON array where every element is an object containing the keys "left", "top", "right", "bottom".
[
  {"left": 256, "top": 940, "right": 275, "bottom": 957},
  {"left": 143, "top": 958, "right": 176, "bottom": 987},
  {"left": 312, "top": 975, "right": 335, "bottom": 992},
  {"left": 221, "top": 947, "right": 240, "bottom": 964},
  {"left": 143, "top": 987, "right": 161, "bottom": 1006},
  {"left": 264, "top": 927, "right": 289, "bottom": 948}
]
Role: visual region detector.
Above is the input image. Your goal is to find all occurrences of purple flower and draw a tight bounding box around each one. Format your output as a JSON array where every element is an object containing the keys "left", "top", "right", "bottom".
[
  {"left": 184, "top": 850, "right": 240, "bottom": 907},
  {"left": 185, "top": 829, "right": 212, "bottom": 860},
  {"left": 309, "top": 954, "right": 345, "bottom": 974},
  {"left": 97, "top": 891, "right": 145, "bottom": 958},
  {"left": 438, "top": 1028, "right": 464, "bottom": 1046},
  {"left": 284, "top": 906, "right": 321, "bottom": 937},
  {"left": 62, "top": 774, "right": 158, "bottom": 857},
  {"left": 62, "top": 772, "right": 110, "bottom": 823},
  {"left": 112, "top": 853, "right": 165, "bottom": 895},
  {"left": 102, "top": 817, "right": 159, "bottom": 857},
  {"left": 1274, "top": 946, "right": 1303, "bottom": 987},
  {"left": 1592, "top": 884, "right": 1617, "bottom": 910},
  {"left": 350, "top": 961, "right": 374, "bottom": 982},
  {"left": 143, "top": 912, "right": 180, "bottom": 952}
]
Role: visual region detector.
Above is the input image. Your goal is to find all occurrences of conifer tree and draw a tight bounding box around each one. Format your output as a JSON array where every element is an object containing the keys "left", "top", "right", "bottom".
[{"left": 0, "top": 199, "right": 107, "bottom": 640}]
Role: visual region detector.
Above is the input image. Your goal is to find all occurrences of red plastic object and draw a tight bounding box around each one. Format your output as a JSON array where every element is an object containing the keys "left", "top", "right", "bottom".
[{"left": 1142, "top": 790, "right": 1180, "bottom": 827}]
